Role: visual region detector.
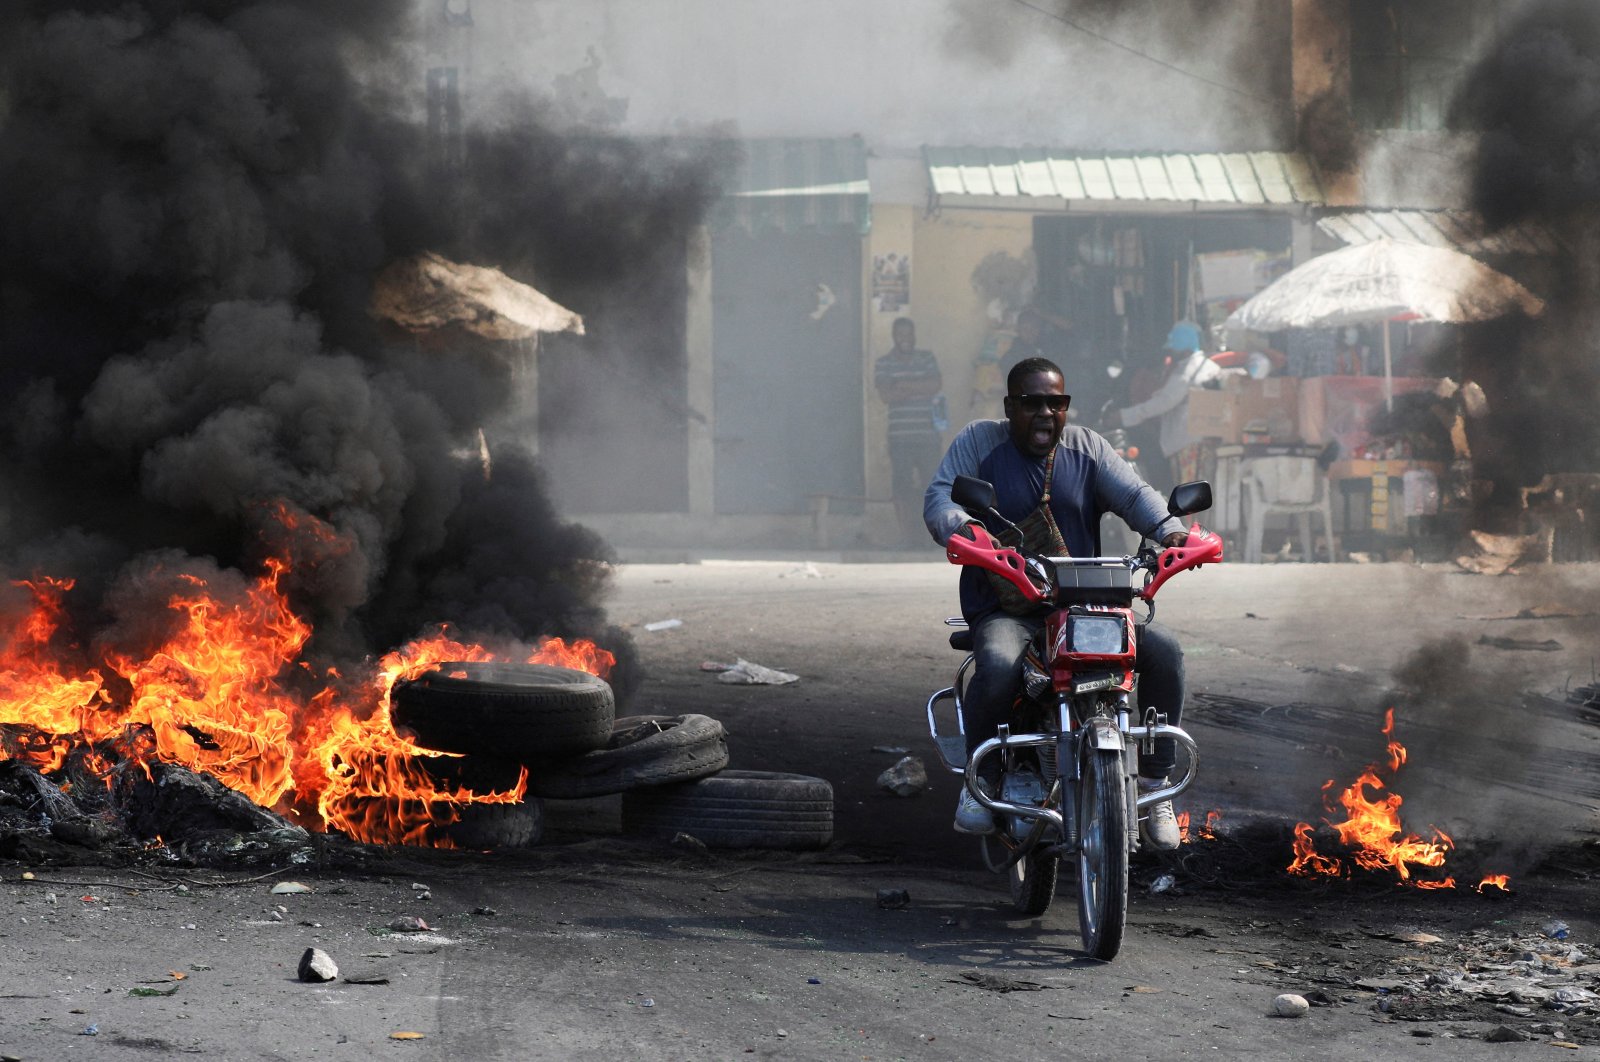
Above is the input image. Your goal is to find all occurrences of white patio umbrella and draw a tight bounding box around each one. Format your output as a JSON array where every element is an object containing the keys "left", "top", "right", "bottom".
[{"left": 1224, "top": 237, "right": 1545, "bottom": 408}]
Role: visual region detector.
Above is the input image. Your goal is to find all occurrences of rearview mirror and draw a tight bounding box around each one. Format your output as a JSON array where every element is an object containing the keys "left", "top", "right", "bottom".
[
  {"left": 952, "top": 475, "right": 997, "bottom": 512},
  {"left": 1168, "top": 481, "right": 1212, "bottom": 517}
]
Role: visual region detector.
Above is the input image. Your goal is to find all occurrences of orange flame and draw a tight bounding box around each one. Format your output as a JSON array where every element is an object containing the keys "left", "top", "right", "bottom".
[
  {"left": 1477, "top": 874, "right": 1512, "bottom": 893},
  {"left": 1177, "top": 809, "right": 1223, "bottom": 845},
  {"left": 0, "top": 507, "right": 614, "bottom": 848},
  {"left": 1288, "top": 708, "right": 1506, "bottom": 891}
]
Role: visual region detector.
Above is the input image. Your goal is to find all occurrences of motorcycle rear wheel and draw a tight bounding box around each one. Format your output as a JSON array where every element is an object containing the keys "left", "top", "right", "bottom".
[
  {"left": 1008, "top": 843, "right": 1058, "bottom": 917},
  {"left": 1077, "top": 748, "right": 1129, "bottom": 961}
]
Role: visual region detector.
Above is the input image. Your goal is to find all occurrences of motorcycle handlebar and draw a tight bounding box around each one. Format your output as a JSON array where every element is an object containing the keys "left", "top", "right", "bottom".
[{"left": 946, "top": 523, "right": 1223, "bottom": 604}]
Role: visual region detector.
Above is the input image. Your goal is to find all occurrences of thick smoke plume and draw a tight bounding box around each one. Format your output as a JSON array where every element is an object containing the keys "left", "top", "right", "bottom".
[
  {"left": 1449, "top": 0, "right": 1600, "bottom": 502},
  {"left": 0, "top": 2, "right": 722, "bottom": 694}
]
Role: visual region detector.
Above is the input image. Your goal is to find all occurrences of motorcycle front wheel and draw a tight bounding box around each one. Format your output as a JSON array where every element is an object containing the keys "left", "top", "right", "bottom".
[{"left": 1077, "top": 747, "right": 1129, "bottom": 960}]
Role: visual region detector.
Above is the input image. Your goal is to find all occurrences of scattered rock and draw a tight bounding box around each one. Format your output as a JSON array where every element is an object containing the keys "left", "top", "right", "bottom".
[
  {"left": 471, "top": 906, "right": 498, "bottom": 917},
  {"left": 386, "top": 916, "right": 430, "bottom": 933},
  {"left": 1484, "top": 1025, "right": 1529, "bottom": 1043},
  {"left": 876, "top": 888, "right": 910, "bottom": 910},
  {"left": 876, "top": 756, "right": 927, "bottom": 797},
  {"left": 871, "top": 745, "right": 909, "bottom": 755},
  {"left": 271, "top": 882, "right": 313, "bottom": 895},
  {"left": 298, "top": 948, "right": 339, "bottom": 983},
  {"left": 670, "top": 832, "right": 708, "bottom": 853},
  {"left": 1271, "top": 993, "right": 1309, "bottom": 1018}
]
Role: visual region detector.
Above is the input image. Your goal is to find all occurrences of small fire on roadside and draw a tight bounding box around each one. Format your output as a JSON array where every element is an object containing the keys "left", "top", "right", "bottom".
[
  {"left": 0, "top": 505, "right": 615, "bottom": 848},
  {"left": 1287, "top": 708, "right": 1510, "bottom": 892},
  {"left": 1177, "top": 809, "right": 1222, "bottom": 845}
]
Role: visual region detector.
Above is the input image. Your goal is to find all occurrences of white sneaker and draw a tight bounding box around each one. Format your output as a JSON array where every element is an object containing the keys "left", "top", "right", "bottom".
[
  {"left": 953, "top": 780, "right": 997, "bottom": 835},
  {"left": 1139, "top": 777, "right": 1181, "bottom": 851}
]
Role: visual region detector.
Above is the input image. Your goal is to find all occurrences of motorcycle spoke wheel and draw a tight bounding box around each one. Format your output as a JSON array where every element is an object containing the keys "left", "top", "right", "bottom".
[{"left": 1076, "top": 747, "right": 1129, "bottom": 961}]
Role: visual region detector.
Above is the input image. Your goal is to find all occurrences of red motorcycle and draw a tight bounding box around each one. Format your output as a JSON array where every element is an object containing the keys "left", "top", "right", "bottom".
[{"left": 926, "top": 477, "right": 1222, "bottom": 960}]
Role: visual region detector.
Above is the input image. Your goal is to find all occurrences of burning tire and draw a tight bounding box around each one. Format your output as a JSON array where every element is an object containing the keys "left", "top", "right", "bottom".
[
  {"left": 528, "top": 714, "right": 729, "bottom": 799},
  {"left": 392, "top": 662, "right": 615, "bottom": 760},
  {"left": 621, "top": 769, "right": 833, "bottom": 850},
  {"left": 444, "top": 796, "right": 544, "bottom": 849}
]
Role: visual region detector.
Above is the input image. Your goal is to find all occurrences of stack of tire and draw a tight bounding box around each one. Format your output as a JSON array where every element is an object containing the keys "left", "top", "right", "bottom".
[{"left": 391, "top": 662, "right": 832, "bottom": 851}]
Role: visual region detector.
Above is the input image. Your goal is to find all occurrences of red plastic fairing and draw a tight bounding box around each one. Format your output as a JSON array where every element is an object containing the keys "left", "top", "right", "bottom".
[
  {"left": 945, "top": 524, "right": 1045, "bottom": 604},
  {"left": 1138, "top": 523, "right": 1224, "bottom": 601}
]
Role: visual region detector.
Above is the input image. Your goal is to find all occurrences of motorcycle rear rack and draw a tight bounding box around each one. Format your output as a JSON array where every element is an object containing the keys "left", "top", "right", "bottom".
[{"left": 925, "top": 686, "right": 969, "bottom": 773}]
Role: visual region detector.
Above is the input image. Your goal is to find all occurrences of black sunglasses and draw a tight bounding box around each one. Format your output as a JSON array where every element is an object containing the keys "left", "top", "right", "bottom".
[{"left": 1009, "top": 393, "right": 1072, "bottom": 415}]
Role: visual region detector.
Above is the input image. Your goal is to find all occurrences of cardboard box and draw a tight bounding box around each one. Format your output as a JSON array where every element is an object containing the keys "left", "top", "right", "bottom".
[
  {"left": 1222, "top": 376, "right": 1300, "bottom": 444},
  {"left": 1186, "top": 387, "right": 1238, "bottom": 441},
  {"left": 1299, "top": 376, "right": 1438, "bottom": 457}
]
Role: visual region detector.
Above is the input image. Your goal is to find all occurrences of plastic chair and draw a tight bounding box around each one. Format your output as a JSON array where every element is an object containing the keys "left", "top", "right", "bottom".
[{"left": 1241, "top": 456, "right": 1338, "bottom": 563}]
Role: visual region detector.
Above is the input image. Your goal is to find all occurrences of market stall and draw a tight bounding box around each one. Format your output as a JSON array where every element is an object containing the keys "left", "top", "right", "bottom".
[{"left": 1208, "top": 239, "right": 1545, "bottom": 560}]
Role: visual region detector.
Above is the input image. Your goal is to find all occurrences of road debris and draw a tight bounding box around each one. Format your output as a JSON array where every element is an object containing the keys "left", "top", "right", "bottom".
[
  {"left": 643, "top": 619, "right": 683, "bottom": 632},
  {"left": 1477, "top": 635, "right": 1563, "bottom": 652},
  {"left": 271, "top": 881, "right": 313, "bottom": 895},
  {"left": 955, "top": 971, "right": 1054, "bottom": 993},
  {"left": 871, "top": 745, "right": 909, "bottom": 755},
  {"left": 711, "top": 659, "right": 799, "bottom": 686},
  {"left": 1271, "top": 993, "right": 1309, "bottom": 1017},
  {"left": 1149, "top": 873, "right": 1177, "bottom": 895},
  {"left": 298, "top": 948, "right": 339, "bottom": 983},
  {"left": 876, "top": 755, "right": 927, "bottom": 796},
  {"left": 386, "top": 916, "right": 431, "bottom": 933},
  {"left": 1484, "top": 1024, "right": 1530, "bottom": 1042},
  {"left": 471, "top": 906, "right": 498, "bottom": 917},
  {"left": 876, "top": 888, "right": 910, "bottom": 910}
]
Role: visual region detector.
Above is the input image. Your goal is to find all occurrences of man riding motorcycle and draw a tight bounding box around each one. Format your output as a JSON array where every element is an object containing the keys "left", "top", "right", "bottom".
[{"left": 923, "top": 357, "right": 1190, "bottom": 849}]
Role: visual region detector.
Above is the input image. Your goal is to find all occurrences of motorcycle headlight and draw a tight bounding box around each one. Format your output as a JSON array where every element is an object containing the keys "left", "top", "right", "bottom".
[{"left": 1069, "top": 615, "right": 1127, "bottom": 655}]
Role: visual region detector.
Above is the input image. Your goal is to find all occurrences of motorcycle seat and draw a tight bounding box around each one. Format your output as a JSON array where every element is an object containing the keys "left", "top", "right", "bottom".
[{"left": 948, "top": 630, "right": 974, "bottom": 652}]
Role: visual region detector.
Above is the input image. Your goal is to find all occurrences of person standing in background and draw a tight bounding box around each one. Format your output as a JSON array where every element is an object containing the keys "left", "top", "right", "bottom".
[
  {"left": 1105, "top": 321, "right": 1224, "bottom": 489},
  {"left": 874, "top": 317, "right": 943, "bottom": 546}
]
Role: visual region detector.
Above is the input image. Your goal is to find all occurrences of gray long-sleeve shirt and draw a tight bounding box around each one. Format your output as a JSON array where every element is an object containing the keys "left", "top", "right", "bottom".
[{"left": 923, "top": 420, "right": 1183, "bottom": 622}]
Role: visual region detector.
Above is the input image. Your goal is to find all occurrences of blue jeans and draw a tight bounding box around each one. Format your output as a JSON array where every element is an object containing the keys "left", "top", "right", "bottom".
[{"left": 962, "top": 612, "right": 1185, "bottom": 780}]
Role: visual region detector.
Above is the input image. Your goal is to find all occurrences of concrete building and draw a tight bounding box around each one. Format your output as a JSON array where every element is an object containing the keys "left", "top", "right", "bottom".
[{"left": 419, "top": 0, "right": 1522, "bottom": 553}]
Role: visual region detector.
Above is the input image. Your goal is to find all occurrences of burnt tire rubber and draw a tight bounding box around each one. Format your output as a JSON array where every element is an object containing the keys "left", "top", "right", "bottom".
[
  {"left": 527, "top": 714, "right": 729, "bottom": 799},
  {"left": 443, "top": 796, "right": 544, "bottom": 849},
  {"left": 1077, "top": 748, "right": 1129, "bottom": 961},
  {"left": 391, "top": 662, "right": 615, "bottom": 761},
  {"left": 621, "top": 769, "right": 833, "bottom": 850}
]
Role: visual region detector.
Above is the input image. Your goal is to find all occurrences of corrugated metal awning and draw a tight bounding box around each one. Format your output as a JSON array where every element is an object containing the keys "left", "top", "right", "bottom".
[
  {"left": 1315, "top": 209, "right": 1561, "bottom": 257},
  {"left": 713, "top": 137, "right": 870, "bottom": 235},
  {"left": 924, "top": 147, "right": 1324, "bottom": 211}
]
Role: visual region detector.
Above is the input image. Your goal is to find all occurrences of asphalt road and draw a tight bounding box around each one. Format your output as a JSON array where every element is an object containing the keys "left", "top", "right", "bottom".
[{"left": 3, "top": 558, "right": 1599, "bottom": 1060}]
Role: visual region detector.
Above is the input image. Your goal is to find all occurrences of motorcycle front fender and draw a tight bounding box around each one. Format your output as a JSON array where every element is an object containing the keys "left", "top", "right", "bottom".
[{"left": 1086, "top": 716, "right": 1123, "bottom": 751}]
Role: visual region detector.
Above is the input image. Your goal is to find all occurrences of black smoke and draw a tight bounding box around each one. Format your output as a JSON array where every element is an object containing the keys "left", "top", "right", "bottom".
[
  {"left": 0, "top": 2, "right": 723, "bottom": 696},
  {"left": 1449, "top": 0, "right": 1600, "bottom": 501}
]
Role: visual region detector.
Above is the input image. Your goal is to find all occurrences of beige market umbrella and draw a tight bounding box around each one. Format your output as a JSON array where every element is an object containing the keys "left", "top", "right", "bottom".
[
  {"left": 371, "top": 251, "right": 584, "bottom": 341},
  {"left": 1224, "top": 237, "right": 1545, "bottom": 408}
]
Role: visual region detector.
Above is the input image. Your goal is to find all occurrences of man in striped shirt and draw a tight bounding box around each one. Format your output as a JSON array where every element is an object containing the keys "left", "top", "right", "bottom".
[{"left": 875, "top": 317, "right": 943, "bottom": 545}]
